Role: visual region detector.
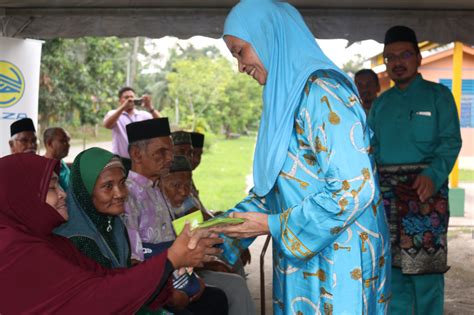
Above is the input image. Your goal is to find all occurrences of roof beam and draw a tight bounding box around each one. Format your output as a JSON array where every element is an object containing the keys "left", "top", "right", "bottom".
[{"left": 1, "top": 6, "right": 473, "bottom": 44}]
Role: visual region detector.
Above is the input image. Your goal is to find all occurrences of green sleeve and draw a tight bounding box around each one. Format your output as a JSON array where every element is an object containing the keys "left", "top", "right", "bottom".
[{"left": 421, "top": 86, "right": 462, "bottom": 192}]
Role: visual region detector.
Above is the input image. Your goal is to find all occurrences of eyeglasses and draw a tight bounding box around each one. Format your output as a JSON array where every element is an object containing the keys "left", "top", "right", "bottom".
[
  {"left": 15, "top": 137, "right": 37, "bottom": 145},
  {"left": 383, "top": 51, "right": 416, "bottom": 64}
]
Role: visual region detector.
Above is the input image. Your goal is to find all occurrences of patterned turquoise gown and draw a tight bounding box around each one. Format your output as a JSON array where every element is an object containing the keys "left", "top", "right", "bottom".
[{"left": 221, "top": 70, "right": 391, "bottom": 315}]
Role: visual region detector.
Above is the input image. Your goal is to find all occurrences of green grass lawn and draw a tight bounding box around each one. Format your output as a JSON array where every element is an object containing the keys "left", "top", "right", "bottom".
[
  {"left": 193, "top": 135, "right": 256, "bottom": 211},
  {"left": 459, "top": 169, "right": 474, "bottom": 182},
  {"left": 68, "top": 125, "right": 112, "bottom": 146}
]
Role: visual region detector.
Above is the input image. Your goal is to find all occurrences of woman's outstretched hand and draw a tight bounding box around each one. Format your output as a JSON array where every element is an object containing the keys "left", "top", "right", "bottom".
[
  {"left": 168, "top": 224, "right": 223, "bottom": 269},
  {"left": 210, "top": 212, "right": 269, "bottom": 239}
]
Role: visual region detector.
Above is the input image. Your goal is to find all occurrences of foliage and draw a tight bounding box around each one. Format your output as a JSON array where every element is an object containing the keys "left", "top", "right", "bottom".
[
  {"left": 221, "top": 70, "right": 262, "bottom": 135},
  {"left": 39, "top": 38, "right": 263, "bottom": 137},
  {"left": 134, "top": 43, "right": 235, "bottom": 125},
  {"left": 193, "top": 135, "right": 256, "bottom": 211},
  {"left": 459, "top": 169, "right": 474, "bottom": 182},
  {"left": 163, "top": 49, "right": 262, "bottom": 135},
  {"left": 342, "top": 53, "right": 365, "bottom": 77},
  {"left": 39, "top": 37, "right": 128, "bottom": 127}
]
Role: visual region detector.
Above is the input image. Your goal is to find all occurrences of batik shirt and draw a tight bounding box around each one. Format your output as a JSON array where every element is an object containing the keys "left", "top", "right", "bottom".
[
  {"left": 123, "top": 171, "right": 175, "bottom": 261},
  {"left": 221, "top": 70, "right": 391, "bottom": 315}
]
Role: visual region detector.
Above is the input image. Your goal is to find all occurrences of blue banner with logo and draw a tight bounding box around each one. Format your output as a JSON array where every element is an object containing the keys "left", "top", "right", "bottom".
[{"left": 0, "top": 37, "right": 42, "bottom": 157}]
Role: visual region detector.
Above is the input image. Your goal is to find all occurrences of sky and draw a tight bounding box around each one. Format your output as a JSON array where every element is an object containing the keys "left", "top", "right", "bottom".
[{"left": 144, "top": 35, "right": 384, "bottom": 70}]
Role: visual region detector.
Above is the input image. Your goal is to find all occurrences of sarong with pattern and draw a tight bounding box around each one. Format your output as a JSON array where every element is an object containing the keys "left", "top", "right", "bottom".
[{"left": 379, "top": 164, "right": 449, "bottom": 274}]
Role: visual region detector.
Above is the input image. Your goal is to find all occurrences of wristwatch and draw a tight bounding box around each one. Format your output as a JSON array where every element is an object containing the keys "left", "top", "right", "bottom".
[{"left": 148, "top": 107, "right": 155, "bottom": 113}]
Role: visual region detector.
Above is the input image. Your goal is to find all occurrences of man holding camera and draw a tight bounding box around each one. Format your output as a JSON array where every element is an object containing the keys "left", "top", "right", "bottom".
[{"left": 103, "top": 87, "right": 160, "bottom": 159}]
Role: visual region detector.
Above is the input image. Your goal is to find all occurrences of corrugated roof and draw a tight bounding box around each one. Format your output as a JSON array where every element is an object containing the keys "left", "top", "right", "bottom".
[{"left": 1, "top": 1, "right": 473, "bottom": 42}]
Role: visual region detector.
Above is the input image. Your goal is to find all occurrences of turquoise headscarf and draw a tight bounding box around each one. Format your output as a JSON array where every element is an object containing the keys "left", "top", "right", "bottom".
[{"left": 224, "top": 0, "right": 357, "bottom": 196}]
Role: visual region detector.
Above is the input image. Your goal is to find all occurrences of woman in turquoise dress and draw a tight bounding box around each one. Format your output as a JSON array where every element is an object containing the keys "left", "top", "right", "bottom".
[{"left": 213, "top": 1, "right": 391, "bottom": 314}]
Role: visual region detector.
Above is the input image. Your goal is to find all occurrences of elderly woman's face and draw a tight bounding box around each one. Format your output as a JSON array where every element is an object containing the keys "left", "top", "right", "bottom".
[
  {"left": 46, "top": 173, "right": 68, "bottom": 220},
  {"left": 224, "top": 35, "right": 267, "bottom": 85},
  {"left": 92, "top": 167, "right": 128, "bottom": 216}
]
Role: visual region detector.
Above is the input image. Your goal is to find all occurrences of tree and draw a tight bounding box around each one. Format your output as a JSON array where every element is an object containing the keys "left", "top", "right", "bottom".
[
  {"left": 39, "top": 37, "right": 128, "bottom": 127},
  {"left": 221, "top": 71, "right": 262, "bottom": 136},
  {"left": 165, "top": 55, "right": 262, "bottom": 135},
  {"left": 39, "top": 37, "right": 263, "bottom": 137},
  {"left": 134, "top": 43, "right": 222, "bottom": 114},
  {"left": 166, "top": 57, "right": 228, "bottom": 130},
  {"left": 342, "top": 53, "right": 365, "bottom": 77}
]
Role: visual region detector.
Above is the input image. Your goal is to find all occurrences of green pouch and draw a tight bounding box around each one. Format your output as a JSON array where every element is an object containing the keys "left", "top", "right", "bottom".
[
  {"left": 172, "top": 210, "right": 204, "bottom": 235},
  {"left": 196, "top": 216, "right": 245, "bottom": 229}
]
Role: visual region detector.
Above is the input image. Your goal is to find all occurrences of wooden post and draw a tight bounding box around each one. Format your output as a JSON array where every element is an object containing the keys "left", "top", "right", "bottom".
[
  {"left": 450, "top": 42, "right": 463, "bottom": 188},
  {"left": 260, "top": 235, "right": 271, "bottom": 315}
]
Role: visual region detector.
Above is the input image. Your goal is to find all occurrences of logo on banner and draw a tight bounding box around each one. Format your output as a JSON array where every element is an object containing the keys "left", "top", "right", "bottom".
[{"left": 0, "top": 61, "right": 25, "bottom": 108}]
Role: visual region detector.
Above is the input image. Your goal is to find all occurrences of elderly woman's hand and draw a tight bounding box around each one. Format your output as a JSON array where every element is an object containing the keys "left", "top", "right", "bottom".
[
  {"left": 210, "top": 212, "right": 269, "bottom": 239},
  {"left": 168, "top": 224, "right": 223, "bottom": 269}
]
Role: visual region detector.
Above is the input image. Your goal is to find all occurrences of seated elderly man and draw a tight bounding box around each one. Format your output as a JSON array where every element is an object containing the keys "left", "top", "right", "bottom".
[
  {"left": 43, "top": 127, "right": 71, "bottom": 190},
  {"left": 122, "top": 118, "right": 229, "bottom": 314},
  {"left": 190, "top": 132, "right": 204, "bottom": 170},
  {"left": 9, "top": 118, "right": 37, "bottom": 154},
  {"left": 160, "top": 155, "right": 198, "bottom": 217},
  {"left": 160, "top": 155, "right": 256, "bottom": 315},
  {"left": 189, "top": 132, "right": 208, "bottom": 213},
  {"left": 172, "top": 131, "right": 215, "bottom": 219},
  {"left": 171, "top": 131, "right": 193, "bottom": 162}
]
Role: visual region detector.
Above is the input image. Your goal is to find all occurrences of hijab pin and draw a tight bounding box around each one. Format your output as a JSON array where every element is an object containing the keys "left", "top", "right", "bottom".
[{"left": 106, "top": 217, "right": 112, "bottom": 232}]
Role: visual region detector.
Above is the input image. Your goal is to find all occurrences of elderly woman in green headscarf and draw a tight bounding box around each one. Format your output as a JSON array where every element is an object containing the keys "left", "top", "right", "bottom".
[{"left": 55, "top": 147, "right": 130, "bottom": 268}]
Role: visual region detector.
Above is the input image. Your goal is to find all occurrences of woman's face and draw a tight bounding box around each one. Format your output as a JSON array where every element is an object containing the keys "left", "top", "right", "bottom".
[
  {"left": 46, "top": 173, "right": 68, "bottom": 220},
  {"left": 92, "top": 167, "right": 128, "bottom": 216},
  {"left": 224, "top": 35, "right": 267, "bottom": 85}
]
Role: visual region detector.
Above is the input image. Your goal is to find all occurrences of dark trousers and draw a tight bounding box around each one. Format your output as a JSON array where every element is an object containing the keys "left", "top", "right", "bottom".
[{"left": 167, "top": 286, "right": 228, "bottom": 315}]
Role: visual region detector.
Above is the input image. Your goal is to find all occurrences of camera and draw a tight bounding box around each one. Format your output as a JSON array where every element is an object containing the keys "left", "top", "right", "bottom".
[{"left": 132, "top": 98, "right": 143, "bottom": 106}]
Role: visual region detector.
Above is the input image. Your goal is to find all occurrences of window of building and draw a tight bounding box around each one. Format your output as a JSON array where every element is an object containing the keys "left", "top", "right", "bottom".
[{"left": 439, "top": 79, "right": 474, "bottom": 128}]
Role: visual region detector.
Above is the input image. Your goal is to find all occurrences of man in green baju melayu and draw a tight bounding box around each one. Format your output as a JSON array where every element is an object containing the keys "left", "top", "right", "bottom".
[{"left": 368, "top": 25, "right": 462, "bottom": 315}]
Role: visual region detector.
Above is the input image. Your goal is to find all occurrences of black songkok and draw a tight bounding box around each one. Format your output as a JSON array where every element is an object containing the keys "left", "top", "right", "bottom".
[
  {"left": 126, "top": 118, "right": 171, "bottom": 143},
  {"left": 170, "top": 155, "right": 192, "bottom": 173},
  {"left": 190, "top": 132, "right": 205, "bottom": 148},
  {"left": 384, "top": 25, "right": 418, "bottom": 46},
  {"left": 171, "top": 131, "right": 192, "bottom": 146},
  {"left": 10, "top": 118, "right": 36, "bottom": 137}
]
